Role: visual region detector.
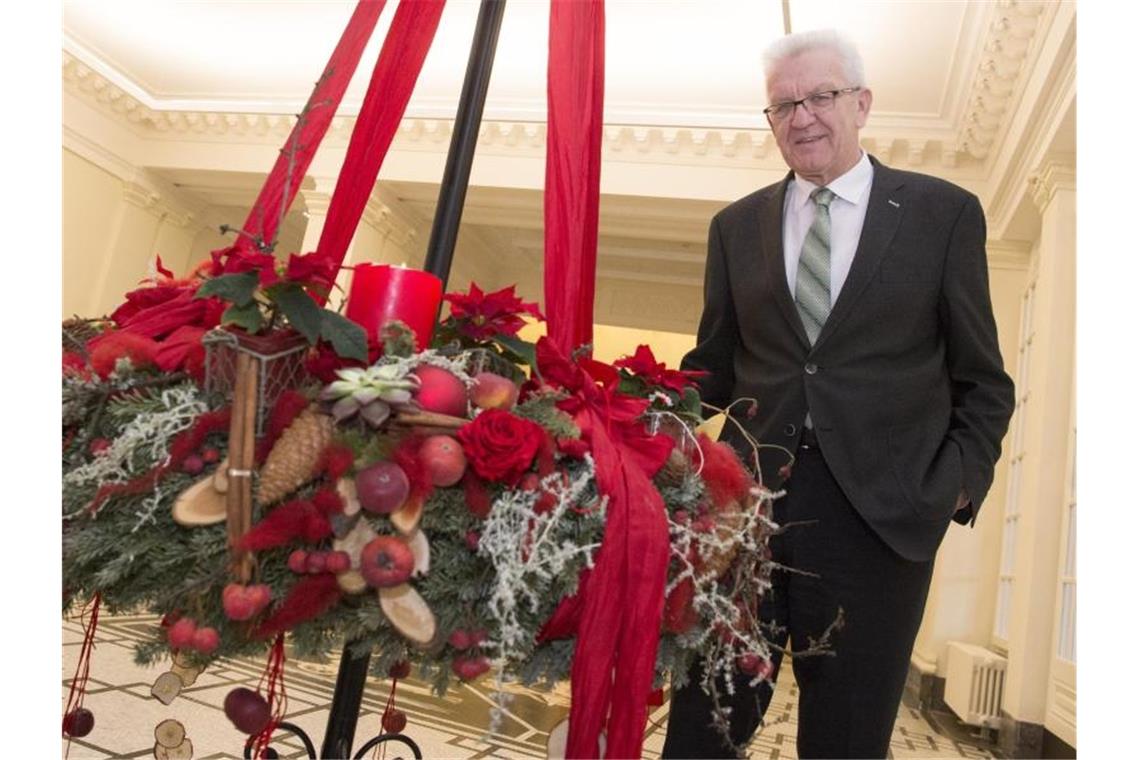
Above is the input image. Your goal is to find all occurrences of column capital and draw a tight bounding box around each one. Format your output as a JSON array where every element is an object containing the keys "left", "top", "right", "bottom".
[
  {"left": 300, "top": 189, "right": 333, "bottom": 217},
  {"left": 1028, "top": 155, "right": 1076, "bottom": 213}
]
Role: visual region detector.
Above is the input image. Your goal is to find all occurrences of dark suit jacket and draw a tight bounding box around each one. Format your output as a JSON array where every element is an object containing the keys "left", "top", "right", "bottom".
[{"left": 681, "top": 156, "right": 1015, "bottom": 562}]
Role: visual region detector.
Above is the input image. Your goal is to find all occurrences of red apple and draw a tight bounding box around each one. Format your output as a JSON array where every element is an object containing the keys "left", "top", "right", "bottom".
[
  {"left": 469, "top": 372, "right": 519, "bottom": 410},
  {"left": 355, "top": 461, "right": 411, "bottom": 515},
  {"left": 412, "top": 365, "right": 468, "bottom": 417},
  {"left": 420, "top": 435, "right": 467, "bottom": 487},
  {"left": 224, "top": 687, "right": 271, "bottom": 735},
  {"left": 167, "top": 618, "right": 197, "bottom": 649},
  {"left": 359, "top": 536, "right": 415, "bottom": 588}
]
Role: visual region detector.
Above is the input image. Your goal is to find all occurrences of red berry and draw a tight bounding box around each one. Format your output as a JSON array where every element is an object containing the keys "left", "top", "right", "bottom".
[
  {"left": 287, "top": 549, "right": 309, "bottom": 574},
  {"left": 465, "top": 530, "right": 481, "bottom": 552},
  {"left": 88, "top": 438, "right": 111, "bottom": 456},
  {"left": 182, "top": 454, "right": 205, "bottom": 476},
  {"left": 167, "top": 618, "right": 197, "bottom": 649},
  {"left": 192, "top": 626, "right": 220, "bottom": 654},
  {"left": 222, "top": 583, "right": 257, "bottom": 621},
  {"left": 306, "top": 552, "right": 328, "bottom": 574},
  {"left": 469, "top": 628, "right": 488, "bottom": 646},
  {"left": 672, "top": 510, "right": 691, "bottom": 526},
  {"left": 451, "top": 655, "right": 491, "bottom": 681},
  {"left": 448, "top": 629, "right": 472, "bottom": 650},
  {"left": 63, "top": 707, "right": 95, "bottom": 738},
  {"left": 382, "top": 708, "right": 407, "bottom": 733},
  {"left": 387, "top": 660, "right": 411, "bottom": 680},
  {"left": 201, "top": 447, "right": 221, "bottom": 463},
  {"left": 326, "top": 550, "right": 351, "bottom": 574}
]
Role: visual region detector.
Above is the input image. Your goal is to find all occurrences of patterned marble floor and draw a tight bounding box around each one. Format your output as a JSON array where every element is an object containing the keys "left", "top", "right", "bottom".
[{"left": 62, "top": 612, "right": 996, "bottom": 759}]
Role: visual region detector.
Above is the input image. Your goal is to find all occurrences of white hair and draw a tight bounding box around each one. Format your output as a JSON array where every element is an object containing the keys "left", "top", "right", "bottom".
[{"left": 762, "top": 29, "right": 866, "bottom": 87}]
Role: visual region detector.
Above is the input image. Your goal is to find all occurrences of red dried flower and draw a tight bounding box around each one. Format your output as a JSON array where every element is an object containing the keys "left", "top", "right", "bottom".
[
  {"left": 87, "top": 331, "right": 160, "bottom": 378},
  {"left": 443, "top": 283, "right": 544, "bottom": 341}
]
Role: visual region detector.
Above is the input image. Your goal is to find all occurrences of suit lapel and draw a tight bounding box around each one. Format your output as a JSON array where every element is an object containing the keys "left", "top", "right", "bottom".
[
  {"left": 756, "top": 173, "right": 811, "bottom": 347},
  {"left": 815, "top": 158, "right": 906, "bottom": 348}
]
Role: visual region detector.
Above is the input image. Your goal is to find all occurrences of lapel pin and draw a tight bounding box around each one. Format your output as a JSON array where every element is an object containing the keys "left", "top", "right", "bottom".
[{"left": 887, "top": 199, "right": 900, "bottom": 208}]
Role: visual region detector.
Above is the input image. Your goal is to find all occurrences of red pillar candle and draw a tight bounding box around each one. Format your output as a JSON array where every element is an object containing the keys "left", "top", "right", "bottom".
[{"left": 345, "top": 264, "right": 443, "bottom": 351}]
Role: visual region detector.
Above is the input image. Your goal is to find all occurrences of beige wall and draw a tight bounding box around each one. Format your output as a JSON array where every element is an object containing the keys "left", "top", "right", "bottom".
[{"left": 63, "top": 149, "right": 124, "bottom": 317}]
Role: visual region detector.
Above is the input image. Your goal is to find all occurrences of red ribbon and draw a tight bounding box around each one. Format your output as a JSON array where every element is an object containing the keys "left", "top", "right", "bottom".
[
  {"left": 544, "top": 0, "right": 605, "bottom": 356},
  {"left": 316, "top": 0, "right": 447, "bottom": 276},
  {"left": 240, "top": 0, "right": 389, "bottom": 251},
  {"left": 62, "top": 593, "right": 101, "bottom": 753},
  {"left": 534, "top": 338, "right": 673, "bottom": 759},
  {"left": 251, "top": 633, "right": 288, "bottom": 759}
]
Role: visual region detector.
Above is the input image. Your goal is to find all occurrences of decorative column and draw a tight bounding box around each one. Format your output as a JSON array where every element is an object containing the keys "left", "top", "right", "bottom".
[{"left": 996, "top": 157, "right": 1075, "bottom": 757}]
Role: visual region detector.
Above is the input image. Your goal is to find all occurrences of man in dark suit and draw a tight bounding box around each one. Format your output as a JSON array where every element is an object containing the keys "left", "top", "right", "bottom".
[{"left": 662, "top": 30, "right": 1014, "bottom": 759}]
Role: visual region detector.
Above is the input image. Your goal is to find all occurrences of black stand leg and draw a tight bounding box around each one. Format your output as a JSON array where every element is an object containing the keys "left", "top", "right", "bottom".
[
  {"left": 319, "top": 643, "right": 372, "bottom": 759},
  {"left": 422, "top": 0, "right": 508, "bottom": 291}
]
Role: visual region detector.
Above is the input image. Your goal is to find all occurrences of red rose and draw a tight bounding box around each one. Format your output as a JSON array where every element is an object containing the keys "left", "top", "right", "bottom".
[{"left": 457, "top": 409, "right": 546, "bottom": 485}]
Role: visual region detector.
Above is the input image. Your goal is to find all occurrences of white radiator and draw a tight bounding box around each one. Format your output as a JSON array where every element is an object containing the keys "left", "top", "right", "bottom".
[{"left": 944, "top": 641, "right": 1007, "bottom": 729}]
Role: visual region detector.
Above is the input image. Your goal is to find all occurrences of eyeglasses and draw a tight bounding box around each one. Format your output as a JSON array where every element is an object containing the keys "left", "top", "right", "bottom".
[{"left": 763, "top": 87, "right": 862, "bottom": 123}]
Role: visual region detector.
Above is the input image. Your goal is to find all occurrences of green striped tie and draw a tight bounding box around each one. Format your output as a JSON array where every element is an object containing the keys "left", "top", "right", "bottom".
[{"left": 795, "top": 187, "right": 836, "bottom": 344}]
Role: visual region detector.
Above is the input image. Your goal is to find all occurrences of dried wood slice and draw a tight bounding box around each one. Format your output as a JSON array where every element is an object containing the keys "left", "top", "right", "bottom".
[
  {"left": 332, "top": 518, "right": 377, "bottom": 568},
  {"left": 378, "top": 583, "right": 436, "bottom": 647},
  {"left": 546, "top": 718, "right": 606, "bottom": 759},
  {"left": 213, "top": 457, "right": 229, "bottom": 494},
  {"left": 389, "top": 494, "right": 424, "bottom": 535},
  {"left": 154, "top": 719, "right": 186, "bottom": 749},
  {"left": 169, "top": 657, "right": 204, "bottom": 687},
  {"left": 150, "top": 671, "right": 183, "bottom": 705},
  {"left": 337, "top": 477, "right": 361, "bottom": 517},
  {"left": 336, "top": 569, "right": 368, "bottom": 595},
  {"left": 408, "top": 529, "right": 430, "bottom": 577},
  {"left": 172, "top": 475, "right": 228, "bottom": 526},
  {"left": 153, "top": 737, "right": 193, "bottom": 760}
]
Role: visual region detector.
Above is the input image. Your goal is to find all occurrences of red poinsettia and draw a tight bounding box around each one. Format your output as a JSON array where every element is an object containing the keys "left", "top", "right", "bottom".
[
  {"left": 613, "top": 344, "right": 707, "bottom": 393},
  {"left": 208, "top": 243, "right": 280, "bottom": 288},
  {"left": 284, "top": 250, "right": 339, "bottom": 295},
  {"left": 443, "top": 284, "right": 544, "bottom": 341}
]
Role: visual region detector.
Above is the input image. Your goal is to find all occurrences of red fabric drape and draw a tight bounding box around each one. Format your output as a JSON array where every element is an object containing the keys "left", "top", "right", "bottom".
[
  {"left": 533, "top": 339, "right": 673, "bottom": 760},
  {"left": 316, "top": 0, "right": 447, "bottom": 273},
  {"left": 544, "top": 0, "right": 605, "bottom": 356},
  {"left": 241, "top": 0, "right": 389, "bottom": 250}
]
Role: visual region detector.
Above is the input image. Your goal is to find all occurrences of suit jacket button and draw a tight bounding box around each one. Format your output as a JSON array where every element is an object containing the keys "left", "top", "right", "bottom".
[
  {"left": 784, "top": 424, "right": 797, "bottom": 436},
  {"left": 804, "top": 362, "right": 818, "bottom": 375}
]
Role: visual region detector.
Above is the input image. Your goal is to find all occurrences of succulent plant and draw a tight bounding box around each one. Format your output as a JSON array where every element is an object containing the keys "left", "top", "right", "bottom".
[{"left": 319, "top": 363, "right": 420, "bottom": 428}]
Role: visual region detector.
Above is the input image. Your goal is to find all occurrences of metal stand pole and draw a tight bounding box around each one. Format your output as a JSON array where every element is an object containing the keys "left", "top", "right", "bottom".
[
  {"left": 318, "top": 645, "right": 373, "bottom": 759},
  {"left": 422, "top": 0, "right": 507, "bottom": 290},
  {"left": 304, "top": 3, "right": 507, "bottom": 757}
]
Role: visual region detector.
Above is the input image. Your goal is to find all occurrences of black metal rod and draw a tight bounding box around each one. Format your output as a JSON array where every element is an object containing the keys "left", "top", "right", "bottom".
[
  {"left": 318, "top": 644, "right": 372, "bottom": 759},
  {"left": 422, "top": 0, "right": 507, "bottom": 290}
]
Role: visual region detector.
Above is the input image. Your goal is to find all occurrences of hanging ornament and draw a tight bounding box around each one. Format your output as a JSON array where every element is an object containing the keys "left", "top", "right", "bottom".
[{"left": 62, "top": 593, "right": 100, "bottom": 741}]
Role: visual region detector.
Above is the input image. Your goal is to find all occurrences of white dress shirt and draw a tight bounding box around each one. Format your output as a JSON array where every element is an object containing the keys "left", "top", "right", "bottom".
[{"left": 782, "top": 152, "right": 874, "bottom": 306}]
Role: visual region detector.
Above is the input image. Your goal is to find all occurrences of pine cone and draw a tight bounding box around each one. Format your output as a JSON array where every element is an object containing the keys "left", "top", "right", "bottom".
[{"left": 257, "top": 406, "right": 334, "bottom": 506}]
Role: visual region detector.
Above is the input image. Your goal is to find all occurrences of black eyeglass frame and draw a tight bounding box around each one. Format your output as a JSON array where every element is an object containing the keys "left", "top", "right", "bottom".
[{"left": 763, "top": 87, "right": 863, "bottom": 123}]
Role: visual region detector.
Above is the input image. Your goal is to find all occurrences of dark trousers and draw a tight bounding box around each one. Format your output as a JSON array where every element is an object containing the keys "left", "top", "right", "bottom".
[{"left": 662, "top": 443, "right": 935, "bottom": 759}]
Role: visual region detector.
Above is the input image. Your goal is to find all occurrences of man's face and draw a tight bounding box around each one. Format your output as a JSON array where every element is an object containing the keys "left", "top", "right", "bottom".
[{"left": 765, "top": 47, "right": 872, "bottom": 186}]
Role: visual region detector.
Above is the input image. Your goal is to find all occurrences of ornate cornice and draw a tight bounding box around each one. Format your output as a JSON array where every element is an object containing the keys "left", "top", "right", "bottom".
[
  {"left": 63, "top": 50, "right": 997, "bottom": 173},
  {"left": 956, "top": 1, "right": 1049, "bottom": 161}
]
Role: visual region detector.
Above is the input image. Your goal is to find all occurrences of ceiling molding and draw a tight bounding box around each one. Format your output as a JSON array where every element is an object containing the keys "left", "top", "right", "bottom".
[
  {"left": 64, "top": 49, "right": 1001, "bottom": 174},
  {"left": 956, "top": 1, "right": 1051, "bottom": 161}
]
